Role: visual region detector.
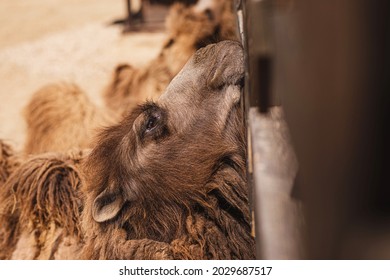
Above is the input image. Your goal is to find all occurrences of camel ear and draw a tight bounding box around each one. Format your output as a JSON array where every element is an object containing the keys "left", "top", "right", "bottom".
[
  {"left": 92, "top": 188, "right": 124, "bottom": 223},
  {"left": 114, "top": 64, "right": 133, "bottom": 81}
]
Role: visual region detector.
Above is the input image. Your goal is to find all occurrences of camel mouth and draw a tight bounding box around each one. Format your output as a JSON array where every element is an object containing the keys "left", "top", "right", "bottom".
[{"left": 219, "top": 85, "right": 242, "bottom": 134}]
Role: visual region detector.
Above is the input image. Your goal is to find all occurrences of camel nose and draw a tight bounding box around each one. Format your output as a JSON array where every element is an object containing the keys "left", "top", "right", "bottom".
[
  {"left": 193, "top": 40, "right": 244, "bottom": 65},
  {"left": 214, "top": 40, "right": 244, "bottom": 57},
  {"left": 206, "top": 40, "right": 245, "bottom": 89}
]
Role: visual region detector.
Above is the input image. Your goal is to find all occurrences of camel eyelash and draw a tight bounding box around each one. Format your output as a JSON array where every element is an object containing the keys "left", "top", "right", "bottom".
[{"left": 139, "top": 103, "right": 169, "bottom": 141}]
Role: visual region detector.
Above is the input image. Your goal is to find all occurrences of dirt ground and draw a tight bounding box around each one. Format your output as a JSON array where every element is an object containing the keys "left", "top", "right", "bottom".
[{"left": 0, "top": 0, "right": 166, "bottom": 150}]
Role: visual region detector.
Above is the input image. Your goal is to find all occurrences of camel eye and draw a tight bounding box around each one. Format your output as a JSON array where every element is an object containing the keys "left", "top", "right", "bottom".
[
  {"left": 145, "top": 115, "right": 159, "bottom": 132},
  {"left": 139, "top": 103, "right": 168, "bottom": 141}
]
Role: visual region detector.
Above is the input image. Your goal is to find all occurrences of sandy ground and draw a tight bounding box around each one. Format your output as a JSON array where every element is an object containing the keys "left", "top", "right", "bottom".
[{"left": 0, "top": 0, "right": 166, "bottom": 150}]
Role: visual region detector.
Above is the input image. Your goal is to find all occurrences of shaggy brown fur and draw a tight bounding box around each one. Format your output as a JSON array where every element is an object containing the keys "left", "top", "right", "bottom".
[
  {"left": 24, "top": 82, "right": 113, "bottom": 155},
  {"left": 1, "top": 41, "right": 253, "bottom": 260},
  {"left": 104, "top": 0, "right": 238, "bottom": 117},
  {"left": 81, "top": 41, "right": 255, "bottom": 259},
  {"left": 0, "top": 149, "right": 87, "bottom": 259},
  {"left": 0, "top": 140, "right": 20, "bottom": 187}
]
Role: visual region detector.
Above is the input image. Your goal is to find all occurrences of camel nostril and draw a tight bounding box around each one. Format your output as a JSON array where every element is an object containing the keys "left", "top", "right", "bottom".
[{"left": 236, "top": 76, "right": 245, "bottom": 89}]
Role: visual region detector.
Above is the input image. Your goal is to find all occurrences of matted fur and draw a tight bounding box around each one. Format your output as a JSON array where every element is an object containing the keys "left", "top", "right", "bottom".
[
  {"left": 81, "top": 41, "right": 255, "bottom": 259},
  {"left": 24, "top": 82, "right": 113, "bottom": 155},
  {"left": 0, "top": 140, "right": 20, "bottom": 187},
  {"left": 103, "top": 0, "right": 238, "bottom": 116},
  {"left": 1, "top": 41, "right": 254, "bottom": 260},
  {"left": 0, "top": 149, "right": 87, "bottom": 259}
]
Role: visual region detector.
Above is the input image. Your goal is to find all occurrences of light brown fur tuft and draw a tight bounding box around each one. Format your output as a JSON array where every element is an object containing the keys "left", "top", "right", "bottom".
[
  {"left": 24, "top": 82, "right": 113, "bottom": 155},
  {"left": 0, "top": 140, "right": 20, "bottom": 187}
]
